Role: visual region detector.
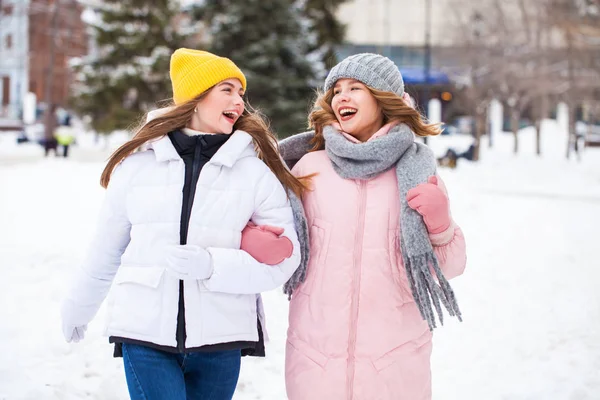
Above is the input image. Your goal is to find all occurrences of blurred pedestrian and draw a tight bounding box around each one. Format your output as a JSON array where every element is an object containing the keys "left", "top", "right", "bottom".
[
  {"left": 43, "top": 104, "right": 59, "bottom": 157},
  {"left": 55, "top": 113, "right": 75, "bottom": 158}
]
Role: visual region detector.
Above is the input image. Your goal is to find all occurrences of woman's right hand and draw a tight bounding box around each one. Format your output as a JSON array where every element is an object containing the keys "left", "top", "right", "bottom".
[
  {"left": 241, "top": 222, "right": 293, "bottom": 265},
  {"left": 62, "top": 323, "right": 87, "bottom": 343},
  {"left": 60, "top": 299, "right": 88, "bottom": 343}
]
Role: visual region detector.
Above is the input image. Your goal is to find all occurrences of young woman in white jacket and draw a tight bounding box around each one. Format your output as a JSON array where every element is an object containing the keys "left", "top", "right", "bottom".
[{"left": 60, "top": 48, "right": 305, "bottom": 399}]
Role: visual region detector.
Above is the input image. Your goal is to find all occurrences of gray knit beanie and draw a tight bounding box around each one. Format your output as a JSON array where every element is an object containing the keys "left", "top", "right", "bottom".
[{"left": 324, "top": 53, "right": 404, "bottom": 96}]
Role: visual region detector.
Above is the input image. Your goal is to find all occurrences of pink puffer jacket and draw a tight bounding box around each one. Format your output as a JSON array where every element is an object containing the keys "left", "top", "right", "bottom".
[{"left": 286, "top": 149, "right": 466, "bottom": 400}]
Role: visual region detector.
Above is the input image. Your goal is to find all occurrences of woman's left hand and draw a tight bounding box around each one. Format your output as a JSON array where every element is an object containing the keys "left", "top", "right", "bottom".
[
  {"left": 241, "top": 222, "right": 293, "bottom": 265},
  {"left": 165, "top": 244, "right": 213, "bottom": 280},
  {"left": 406, "top": 176, "right": 451, "bottom": 234}
]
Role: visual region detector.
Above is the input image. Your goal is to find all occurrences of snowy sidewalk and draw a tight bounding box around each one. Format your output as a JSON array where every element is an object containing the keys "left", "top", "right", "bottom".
[
  {"left": 1, "top": 125, "right": 599, "bottom": 399},
  {"left": 0, "top": 131, "right": 126, "bottom": 166}
]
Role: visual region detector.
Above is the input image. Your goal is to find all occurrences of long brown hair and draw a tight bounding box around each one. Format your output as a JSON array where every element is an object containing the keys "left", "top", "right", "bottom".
[
  {"left": 100, "top": 90, "right": 308, "bottom": 197},
  {"left": 307, "top": 86, "right": 442, "bottom": 150}
]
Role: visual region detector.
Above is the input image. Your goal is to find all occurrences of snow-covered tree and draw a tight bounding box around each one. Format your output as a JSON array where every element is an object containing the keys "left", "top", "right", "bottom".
[
  {"left": 445, "top": 0, "right": 600, "bottom": 158},
  {"left": 302, "top": 0, "right": 349, "bottom": 72},
  {"left": 200, "top": 0, "right": 320, "bottom": 137},
  {"left": 71, "top": 0, "right": 202, "bottom": 133}
]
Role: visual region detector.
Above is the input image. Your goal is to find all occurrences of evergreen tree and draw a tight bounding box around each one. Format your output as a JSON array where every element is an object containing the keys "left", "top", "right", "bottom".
[
  {"left": 71, "top": 0, "right": 199, "bottom": 133},
  {"left": 302, "top": 0, "right": 349, "bottom": 72},
  {"left": 201, "top": 0, "right": 319, "bottom": 137}
]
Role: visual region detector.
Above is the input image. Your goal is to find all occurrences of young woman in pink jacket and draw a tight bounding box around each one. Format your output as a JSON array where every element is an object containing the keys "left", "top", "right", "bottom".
[{"left": 277, "top": 53, "right": 467, "bottom": 400}]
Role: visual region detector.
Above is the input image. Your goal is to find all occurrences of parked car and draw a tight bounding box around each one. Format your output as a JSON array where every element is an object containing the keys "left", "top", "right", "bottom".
[{"left": 577, "top": 122, "right": 600, "bottom": 148}]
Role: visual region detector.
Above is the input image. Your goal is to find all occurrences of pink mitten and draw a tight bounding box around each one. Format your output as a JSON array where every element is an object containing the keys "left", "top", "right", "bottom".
[
  {"left": 402, "top": 92, "right": 415, "bottom": 109},
  {"left": 241, "top": 222, "right": 293, "bottom": 265},
  {"left": 406, "top": 176, "right": 451, "bottom": 234}
]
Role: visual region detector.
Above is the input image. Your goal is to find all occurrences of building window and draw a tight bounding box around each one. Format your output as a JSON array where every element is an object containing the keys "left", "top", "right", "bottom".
[
  {"left": 2, "top": 76, "right": 10, "bottom": 106},
  {"left": 5, "top": 35, "right": 12, "bottom": 50},
  {"left": 2, "top": 5, "right": 13, "bottom": 16}
]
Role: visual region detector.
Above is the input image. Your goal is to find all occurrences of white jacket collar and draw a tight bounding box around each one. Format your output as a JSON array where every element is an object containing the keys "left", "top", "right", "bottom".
[
  {"left": 149, "top": 130, "right": 256, "bottom": 167},
  {"left": 149, "top": 135, "right": 180, "bottom": 162}
]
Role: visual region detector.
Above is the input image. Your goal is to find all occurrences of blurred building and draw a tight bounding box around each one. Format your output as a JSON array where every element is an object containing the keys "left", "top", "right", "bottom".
[
  {"left": 337, "top": 0, "right": 458, "bottom": 48},
  {"left": 0, "top": 0, "right": 88, "bottom": 120},
  {"left": 335, "top": 0, "right": 475, "bottom": 121}
]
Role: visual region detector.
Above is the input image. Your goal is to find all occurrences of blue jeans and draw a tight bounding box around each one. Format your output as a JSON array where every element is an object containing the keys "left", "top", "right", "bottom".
[{"left": 122, "top": 343, "right": 241, "bottom": 400}]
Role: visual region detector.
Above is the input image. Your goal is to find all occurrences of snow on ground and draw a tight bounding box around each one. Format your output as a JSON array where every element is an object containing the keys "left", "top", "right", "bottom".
[{"left": 0, "top": 121, "right": 599, "bottom": 399}]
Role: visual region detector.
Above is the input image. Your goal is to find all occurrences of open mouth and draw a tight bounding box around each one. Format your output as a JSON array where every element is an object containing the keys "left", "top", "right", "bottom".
[
  {"left": 222, "top": 111, "right": 239, "bottom": 124},
  {"left": 338, "top": 107, "right": 357, "bottom": 121}
]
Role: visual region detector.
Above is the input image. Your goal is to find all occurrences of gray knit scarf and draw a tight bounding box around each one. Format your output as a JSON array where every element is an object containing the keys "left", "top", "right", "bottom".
[
  {"left": 284, "top": 189, "right": 310, "bottom": 297},
  {"left": 280, "top": 124, "right": 461, "bottom": 330}
]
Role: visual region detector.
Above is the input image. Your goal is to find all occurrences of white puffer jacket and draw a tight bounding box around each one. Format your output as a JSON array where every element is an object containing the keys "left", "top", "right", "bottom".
[{"left": 63, "top": 130, "right": 301, "bottom": 348}]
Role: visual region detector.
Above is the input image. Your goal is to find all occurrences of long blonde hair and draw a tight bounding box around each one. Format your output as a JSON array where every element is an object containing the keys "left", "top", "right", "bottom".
[
  {"left": 100, "top": 89, "right": 308, "bottom": 197},
  {"left": 307, "top": 86, "right": 442, "bottom": 150}
]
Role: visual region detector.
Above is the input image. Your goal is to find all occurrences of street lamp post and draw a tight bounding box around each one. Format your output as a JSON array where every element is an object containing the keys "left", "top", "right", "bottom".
[
  {"left": 384, "top": 0, "right": 391, "bottom": 58},
  {"left": 43, "top": 0, "right": 61, "bottom": 141},
  {"left": 424, "top": 0, "right": 431, "bottom": 87},
  {"left": 423, "top": 0, "right": 432, "bottom": 144}
]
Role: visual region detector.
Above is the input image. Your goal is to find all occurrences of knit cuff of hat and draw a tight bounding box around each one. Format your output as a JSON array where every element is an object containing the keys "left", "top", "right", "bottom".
[
  {"left": 173, "top": 59, "right": 245, "bottom": 105},
  {"left": 324, "top": 62, "right": 404, "bottom": 96}
]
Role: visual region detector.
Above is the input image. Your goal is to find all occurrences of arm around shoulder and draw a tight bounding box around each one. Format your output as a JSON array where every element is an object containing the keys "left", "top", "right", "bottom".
[{"left": 204, "top": 165, "right": 301, "bottom": 294}]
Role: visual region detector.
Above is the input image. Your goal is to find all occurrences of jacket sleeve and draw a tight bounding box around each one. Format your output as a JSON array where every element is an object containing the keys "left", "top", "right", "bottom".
[
  {"left": 429, "top": 175, "right": 467, "bottom": 280},
  {"left": 61, "top": 161, "right": 132, "bottom": 327},
  {"left": 204, "top": 168, "right": 301, "bottom": 294}
]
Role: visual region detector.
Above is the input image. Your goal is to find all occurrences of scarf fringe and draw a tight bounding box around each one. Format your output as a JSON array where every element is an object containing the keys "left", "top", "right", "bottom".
[
  {"left": 278, "top": 128, "right": 464, "bottom": 327},
  {"left": 404, "top": 252, "right": 462, "bottom": 330}
]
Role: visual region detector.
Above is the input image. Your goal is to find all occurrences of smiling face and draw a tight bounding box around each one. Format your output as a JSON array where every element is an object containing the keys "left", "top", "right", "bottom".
[
  {"left": 189, "top": 78, "right": 245, "bottom": 134},
  {"left": 330, "top": 78, "right": 384, "bottom": 142}
]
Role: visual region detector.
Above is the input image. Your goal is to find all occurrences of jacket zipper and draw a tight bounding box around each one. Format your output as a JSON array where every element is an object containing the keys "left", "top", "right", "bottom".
[
  {"left": 347, "top": 180, "right": 367, "bottom": 399},
  {"left": 176, "top": 136, "right": 206, "bottom": 352}
]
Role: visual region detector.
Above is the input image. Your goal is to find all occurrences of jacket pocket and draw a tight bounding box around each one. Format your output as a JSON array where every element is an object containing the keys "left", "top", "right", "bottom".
[
  {"left": 371, "top": 330, "right": 432, "bottom": 372},
  {"left": 109, "top": 266, "right": 165, "bottom": 334},
  {"left": 287, "top": 335, "right": 329, "bottom": 369},
  {"left": 299, "top": 218, "right": 331, "bottom": 296},
  {"left": 200, "top": 292, "right": 255, "bottom": 340},
  {"left": 388, "top": 230, "right": 413, "bottom": 304}
]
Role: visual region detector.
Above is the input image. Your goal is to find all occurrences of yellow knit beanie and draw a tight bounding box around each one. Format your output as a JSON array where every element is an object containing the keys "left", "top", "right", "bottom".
[{"left": 169, "top": 48, "right": 247, "bottom": 105}]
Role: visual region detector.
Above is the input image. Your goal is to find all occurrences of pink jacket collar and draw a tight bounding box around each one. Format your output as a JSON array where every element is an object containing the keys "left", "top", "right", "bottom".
[{"left": 331, "top": 122, "right": 398, "bottom": 144}]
